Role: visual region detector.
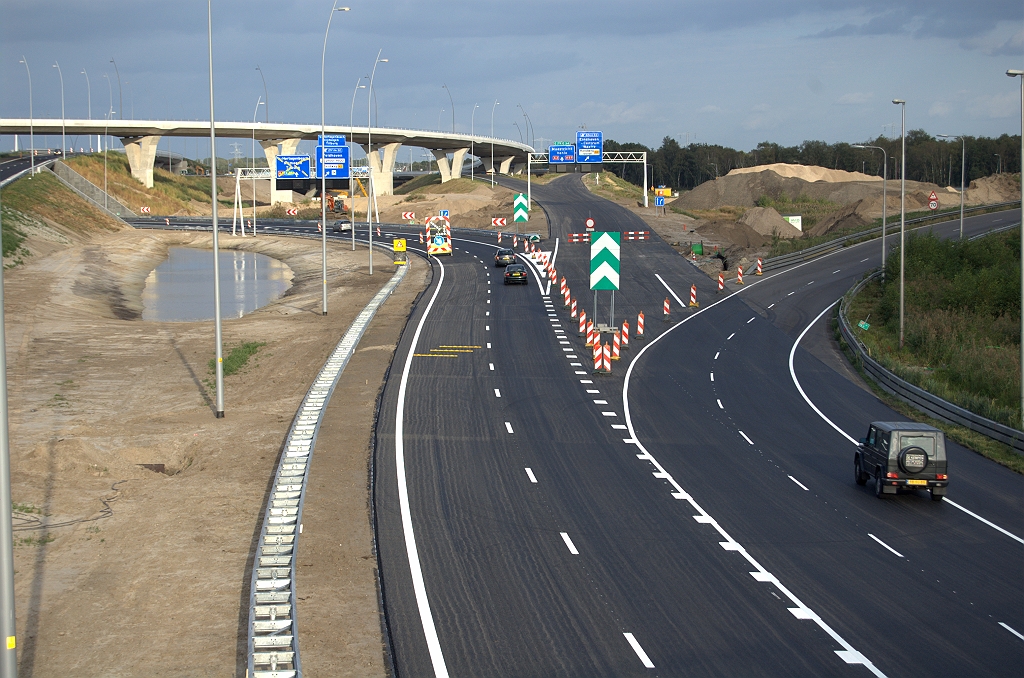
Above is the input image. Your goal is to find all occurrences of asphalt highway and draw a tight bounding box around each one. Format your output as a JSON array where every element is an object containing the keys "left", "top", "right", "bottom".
[{"left": 126, "top": 177, "right": 1022, "bottom": 676}]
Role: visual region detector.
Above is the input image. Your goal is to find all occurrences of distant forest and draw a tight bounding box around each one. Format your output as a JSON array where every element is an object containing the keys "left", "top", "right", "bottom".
[{"left": 603, "top": 132, "right": 1022, "bottom": 192}]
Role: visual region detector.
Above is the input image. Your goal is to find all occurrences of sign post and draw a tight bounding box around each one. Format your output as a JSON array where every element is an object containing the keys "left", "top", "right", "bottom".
[{"left": 590, "top": 231, "right": 621, "bottom": 328}]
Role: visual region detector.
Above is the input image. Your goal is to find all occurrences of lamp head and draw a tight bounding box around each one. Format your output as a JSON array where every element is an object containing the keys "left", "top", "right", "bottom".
[
  {"left": 851, "top": 144, "right": 865, "bottom": 149},
  {"left": 336, "top": 6, "right": 350, "bottom": 10},
  {"left": 1007, "top": 70, "right": 1024, "bottom": 77},
  {"left": 379, "top": 58, "right": 388, "bottom": 63},
  {"left": 892, "top": 99, "right": 905, "bottom": 105}
]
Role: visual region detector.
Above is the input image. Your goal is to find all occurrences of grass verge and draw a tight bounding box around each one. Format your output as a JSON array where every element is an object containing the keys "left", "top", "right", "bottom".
[{"left": 206, "top": 341, "right": 266, "bottom": 387}]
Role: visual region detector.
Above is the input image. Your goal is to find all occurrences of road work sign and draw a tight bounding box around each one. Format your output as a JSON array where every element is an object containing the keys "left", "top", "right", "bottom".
[
  {"left": 928, "top": 191, "right": 938, "bottom": 211},
  {"left": 590, "top": 231, "right": 620, "bottom": 291},
  {"left": 514, "top": 193, "right": 529, "bottom": 222}
]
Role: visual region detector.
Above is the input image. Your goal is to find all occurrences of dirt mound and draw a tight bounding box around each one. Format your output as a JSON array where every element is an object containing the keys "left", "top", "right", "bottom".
[
  {"left": 696, "top": 220, "right": 769, "bottom": 249},
  {"left": 807, "top": 199, "right": 872, "bottom": 237},
  {"left": 672, "top": 168, "right": 883, "bottom": 210},
  {"left": 737, "top": 207, "right": 802, "bottom": 239},
  {"left": 729, "top": 162, "right": 881, "bottom": 184},
  {"left": 967, "top": 173, "right": 1021, "bottom": 204}
]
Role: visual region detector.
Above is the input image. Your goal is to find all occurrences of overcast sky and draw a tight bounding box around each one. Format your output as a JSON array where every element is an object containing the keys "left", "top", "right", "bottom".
[{"left": 1, "top": 0, "right": 1021, "bottom": 159}]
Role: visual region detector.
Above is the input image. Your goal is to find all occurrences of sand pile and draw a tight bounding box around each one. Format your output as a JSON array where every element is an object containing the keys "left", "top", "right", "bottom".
[
  {"left": 672, "top": 166, "right": 884, "bottom": 210},
  {"left": 729, "top": 163, "right": 880, "bottom": 183},
  {"left": 966, "top": 174, "right": 1021, "bottom": 204},
  {"left": 737, "top": 207, "right": 802, "bottom": 239},
  {"left": 807, "top": 200, "right": 872, "bottom": 237},
  {"left": 695, "top": 221, "right": 768, "bottom": 249}
]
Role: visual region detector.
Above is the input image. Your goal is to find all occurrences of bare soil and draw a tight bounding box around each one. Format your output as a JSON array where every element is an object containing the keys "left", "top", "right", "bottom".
[{"left": 4, "top": 217, "right": 426, "bottom": 675}]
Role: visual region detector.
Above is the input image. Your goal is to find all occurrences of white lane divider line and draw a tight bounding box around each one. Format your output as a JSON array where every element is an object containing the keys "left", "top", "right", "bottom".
[
  {"left": 594, "top": 399, "right": 608, "bottom": 405},
  {"left": 602, "top": 412, "right": 618, "bottom": 417},
  {"left": 714, "top": 351, "right": 720, "bottom": 360},
  {"left": 611, "top": 424, "right": 627, "bottom": 430},
  {"left": 807, "top": 281, "right": 814, "bottom": 285},
  {"left": 486, "top": 343, "right": 491, "bottom": 348},
  {"left": 575, "top": 371, "right": 587, "bottom": 375},
  {"left": 860, "top": 257, "right": 869, "bottom": 262},
  {"left": 505, "top": 422, "right": 514, "bottom": 434},
  {"left": 486, "top": 311, "right": 490, "bottom": 316},
  {"left": 999, "top": 622, "right": 1024, "bottom": 642},
  {"left": 768, "top": 303, "right": 775, "bottom": 309},
  {"left": 868, "top": 533, "right": 904, "bottom": 558},
  {"left": 833, "top": 269, "right": 841, "bottom": 274},
  {"left": 586, "top": 389, "right": 600, "bottom": 394},
  {"left": 787, "top": 291, "right": 796, "bottom": 296},
  {"left": 525, "top": 468, "right": 538, "bottom": 483},
  {"left": 710, "top": 372, "right": 714, "bottom": 382},
  {"left": 747, "top": 316, "right": 755, "bottom": 323},
  {"left": 489, "top": 363, "right": 494, "bottom": 371},
  {"left": 623, "top": 633, "right": 655, "bottom": 668},
  {"left": 580, "top": 379, "right": 593, "bottom": 384},
  {"left": 560, "top": 532, "right": 579, "bottom": 555},
  {"left": 486, "top": 325, "right": 490, "bottom": 331},
  {"left": 494, "top": 389, "right": 501, "bottom": 398},
  {"left": 717, "top": 399, "right": 724, "bottom": 409},
  {"left": 739, "top": 431, "right": 754, "bottom": 445},
  {"left": 790, "top": 302, "right": 1024, "bottom": 547},
  {"left": 727, "top": 332, "right": 736, "bottom": 340},
  {"left": 788, "top": 475, "right": 809, "bottom": 491}
]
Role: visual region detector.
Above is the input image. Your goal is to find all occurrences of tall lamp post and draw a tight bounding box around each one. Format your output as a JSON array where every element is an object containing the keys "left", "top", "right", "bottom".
[
  {"left": 320, "top": 2, "right": 350, "bottom": 314},
  {"left": 937, "top": 134, "right": 965, "bottom": 239},
  {"left": 80, "top": 69, "right": 93, "bottom": 151},
  {"left": 367, "top": 50, "right": 387, "bottom": 275},
  {"left": 103, "top": 74, "right": 113, "bottom": 209},
  {"left": 1006, "top": 69, "right": 1023, "bottom": 427},
  {"left": 490, "top": 99, "right": 499, "bottom": 187},
  {"left": 207, "top": 0, "right": 224, "bottom": 418},
  {"left": 994, "top": 153, "right": 1001, "bottom": 174},
  {"left": 19, "top": 57, "right": 33, "bottom": 174},
  {"left": 52, "top": 62, "right": 65, "bottom": 155},
  {"left": 471, "top": 103, "right": 479, "bottom": 181},
  {"left": 109, "top": 58, "right": 122, "bottom": 120},
  {"left": 442, "top": 83, "right": 455, "bottom": 133},
  {"left": 893, "top": 98, "right": 907, "bottom": 350},
  {"left": 0, "top": 119, "right": 17, "bottom": 678},
  {"left": 251, "top": 97, "right": 263, "bottom": 235},
  {"left": 852, "top": 144, "right": 888, "bottom": 276},
  {"left": 255, "top": 65, "right": 268, "bottom": 122},
  {"left": 350, "top": 78, "right": 365, "bottom": 252}
]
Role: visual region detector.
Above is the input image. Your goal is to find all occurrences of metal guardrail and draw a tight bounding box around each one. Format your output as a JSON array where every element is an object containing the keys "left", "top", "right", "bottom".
[
  {"left": 0, "top": 159, "right": 56, "bottom": 188},
  {"left": 762, "top": 200, "right": 1019, "bottom": 272},
  {"left": 838, "top": 271, "right": 1024, "bottom": 453},
  {"left": 246, "top": 252, "right": 409, "bottom": 678}
]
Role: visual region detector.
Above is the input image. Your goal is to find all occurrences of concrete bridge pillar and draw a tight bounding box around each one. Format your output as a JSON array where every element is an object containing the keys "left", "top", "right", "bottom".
[
  {"left": 362, "top": 142, "right": 401, "bottom": 196},
  {"left": 120, "top": 135, "right": 161, "bottom": 188},
  {"left": 261, "top": 138, "right": 301, "bottom": 205},
  {"left": 431, "top": 147, "right": 471, "bottom": 183},
  {"left": 498, "top": 156, "right": 515, "bottom": 175}
]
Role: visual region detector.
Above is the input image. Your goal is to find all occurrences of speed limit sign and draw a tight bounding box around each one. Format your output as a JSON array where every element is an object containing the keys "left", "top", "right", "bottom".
[
  {"left": 585, "top": 217, "right": 595, "bottom": 231},
  {"left": 928, "top": 191, "right": 938, "bottom": 211}
]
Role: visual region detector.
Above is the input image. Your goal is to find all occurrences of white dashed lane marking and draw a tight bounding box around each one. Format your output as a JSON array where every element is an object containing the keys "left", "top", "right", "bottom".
[
  {"left": 714, "top": 352, "right": 720, "bottom": 360},
  {"left": 524, "top": 468, "right": 537, "bottom": 483},
  {"left": 717, "top": 399, "right": 724, "bottom": 409},
  {"left": 739, "top": 431, "right": 753, "bottom": 445},
  {"left": 504, "top": 422, "right": 514, "bottom": 434},
  {"left": 868, "top": 533, "right": 904, "bottom": 558},
  {"left": 788, "top": 475, "right": 809, "bottom": 491},
  {"left": 494, "top": 389, "right": 501, "bottom": 398},
  {"left": 489, "top": 363, "right": 494, "bottom": 371},
  {"left": 623, "top": 633, "right": 656, "bottom": 668},
  {"left": 560, "top": 532, "right": 579, "bottom": 555},
  {"left": 727, "top": 333, "right": 735, "bottom": 340},
  {"left": 747, "top": 317, "right": 755, "bottom": 324},
  {"left": 710, "top": 372, "right": 714, "bottom": 382}
]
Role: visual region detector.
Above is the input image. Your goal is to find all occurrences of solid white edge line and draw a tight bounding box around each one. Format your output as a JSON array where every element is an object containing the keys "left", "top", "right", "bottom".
[
  {"left": 623, "top": 632, "right": 656, "bottom": 668},
  {"left": 868, "top": 533, "right": 904, "bottom": 558},
  {"left": 560, "top": 531, "right": 579, "bottom": 555},
  {"left": 789, "top": 301, "right": 1024, "bottom": 546},
  {"left": 788, "top": 475, "right": 810, "bottom": 491},
  {"left": 394, "top": 256, "right": 451, "bottom": 678},
  {"left": 623, "top": 278, "right": 887, "bottom": 678},
  {"left": 655, "top": 273, "right": 686, "bottom": 307},
  {"left": 739, "top": 430, "right": 754, "bottom": 445},
  {"left": 999, "top": 622, "right": 1024, "bottom": 642}
]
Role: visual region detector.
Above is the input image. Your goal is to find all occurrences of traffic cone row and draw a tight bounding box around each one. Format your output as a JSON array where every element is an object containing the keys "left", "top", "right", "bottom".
[{"left": 689, "top": 284, "right": 699, "bottom": 308}]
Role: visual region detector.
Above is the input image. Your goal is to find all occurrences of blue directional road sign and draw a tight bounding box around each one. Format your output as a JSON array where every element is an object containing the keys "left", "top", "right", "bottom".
[
  {"left": 318, "top": 134, "right": 346, "bottom": 147},
  {"left": 276, "top": 155, "right": 311, "bottom": 179},
  {"left": 576, "top": 131, "right": 603, "bottom": 163},
  {"left": 655, "top": 196, "right": 665, "bottom": 207},
  {"left": 549, "top": 143, "right": 576, "bottom": 164},
  {"left": 439, "top": 209, "right": 450, "bottom": 218},
  {"left": 315, "top": 144, "right": 350, "bottom": 179}
]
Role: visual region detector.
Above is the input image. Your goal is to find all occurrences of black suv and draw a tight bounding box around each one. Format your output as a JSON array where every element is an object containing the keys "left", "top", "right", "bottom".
[
  {"left": 494, "top": 248, "right": 516, "bottom": 267},
  {"left": 855, "top": 421, "right": 948, "bottom": 501}
]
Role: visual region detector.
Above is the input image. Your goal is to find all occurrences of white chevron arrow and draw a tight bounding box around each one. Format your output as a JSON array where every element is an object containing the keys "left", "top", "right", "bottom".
[{"left": 590, "top": 261, "right": 620, "bottom": 288}]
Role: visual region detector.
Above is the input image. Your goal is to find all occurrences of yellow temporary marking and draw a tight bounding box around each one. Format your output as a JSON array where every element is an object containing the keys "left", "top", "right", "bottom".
[
  {"left": 430, "top": 349, "right": 473, "bottom": 353},
  {"left": 6, "top": 636, "right": 14, "bottom": 649},
  {"left": 414, "top": 353, "right": 458, "bottom": 357},
  {"left": 437, "top": 345, "right": 481, "bottom": 349}
]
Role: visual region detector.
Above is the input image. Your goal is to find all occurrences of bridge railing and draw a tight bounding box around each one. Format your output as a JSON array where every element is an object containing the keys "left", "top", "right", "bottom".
[{"left": 837, "top": 270, "right": 1024, "bottom": 453}]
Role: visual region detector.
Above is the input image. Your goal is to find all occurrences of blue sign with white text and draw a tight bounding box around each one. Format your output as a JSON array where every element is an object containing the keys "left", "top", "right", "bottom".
[
  {"left": 549, "top": 144, "right": 576, "bottom": 164},
  {"left": 655, "top": 196, "right": 665, "bottom": 207},
  {"left": 318, "top": 134, "right": 346, "bottom": 147},
  {"left": 276, "top": 155, "right": 311, "bottom": 179},
  {"left": 576, "top": 131, "right": 603, "bottom": 162},
  {"left": 315, "top": 144, "right": 350, "bottom": 179}
]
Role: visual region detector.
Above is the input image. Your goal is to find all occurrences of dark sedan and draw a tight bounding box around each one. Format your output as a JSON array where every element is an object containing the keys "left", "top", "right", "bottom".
[
  {"left": 503, "top": 263, "right": 529, "bottom": 285},
  {"left": 494, "top": 248, "right": 516, "bottom": 267}
]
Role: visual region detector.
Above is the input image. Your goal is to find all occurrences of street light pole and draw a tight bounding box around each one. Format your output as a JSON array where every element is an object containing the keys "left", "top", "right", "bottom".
[
  {"left": 350, "top": 78, "right": 365, "bottom": 252},
  {"left": 255, "top": 65, "right": 269, "bottom": 123},
  {"left": 471, "top": 103, "right": 479, "bottom": 182},
  {"left": 207, "top": 0, "right": 224, "bottom": 418},
  {"left": 19, "top": 57, "right": 33, "bottom": 175},
  {"left": 1006, "top": 69, "right": 1024, "bottom": 426},
  {"left": 937, "top": 135, "right": 966, "bottom": 239},
  {"left": 321, "top": 2, "right": 351, "bottom": 314},
  {"left": 252, "top": 97, "right": 263, "bottom": 236},
  {"left": 52, "top": 62, "right": 65, "bottom": 155},
  {"left": 994, "top": 153, "right": 1001, "bottom": 174},
  {"left": 109, "top": 58, "right": 122, "bottom": 120},
  {"left": 103, "top": 74, "right": 113, "bottom": 209},
  {"left": 893, "top": 99, "right": 907, "bottom": 350},
  {"left": 80, "top": 69, "right": 93, "bottom": 151},
  {"left": 490, "top": 99, "right": 499, "bottom": 187},
  {"left": 852, "top": 144, "right": 888, "bottom": 276},
  {"left": 442, "top": 83, "right": 455, "bottom": 133},
  {"left": 367, "top": 50, "right": 387, "bottom": 275}
]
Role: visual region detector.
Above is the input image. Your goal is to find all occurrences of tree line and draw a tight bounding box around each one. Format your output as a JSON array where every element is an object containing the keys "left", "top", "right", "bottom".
[{"left": 603, "top": 132, "right": 1021, "bottom": 192}]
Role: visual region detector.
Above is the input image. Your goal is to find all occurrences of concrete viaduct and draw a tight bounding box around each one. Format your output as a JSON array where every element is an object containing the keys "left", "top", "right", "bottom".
[{"left": 0, "top": 119, "right": 534, "bottom": 204}]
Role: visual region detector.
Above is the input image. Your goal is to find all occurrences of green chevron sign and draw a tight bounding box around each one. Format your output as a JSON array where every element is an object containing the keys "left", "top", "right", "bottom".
[
  {"left": 590, "top": 231, "right": 620, "bottom": 290},
  {"left": 513, "top": 193, "right": 529, "bottom": 222}
]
